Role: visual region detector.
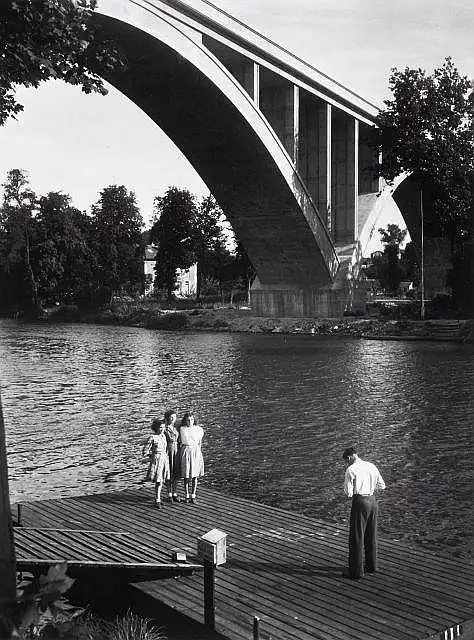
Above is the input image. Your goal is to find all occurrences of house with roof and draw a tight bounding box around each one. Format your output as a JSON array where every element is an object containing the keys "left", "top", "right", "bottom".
[{"left": 144, "top": 245, "right": 197, "bottom": 297}]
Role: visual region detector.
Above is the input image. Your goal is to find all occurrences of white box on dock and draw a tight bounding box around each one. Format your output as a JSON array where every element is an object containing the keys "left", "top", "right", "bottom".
[{"left": 197, "top": 528, "right": 227, "bottom": 565}]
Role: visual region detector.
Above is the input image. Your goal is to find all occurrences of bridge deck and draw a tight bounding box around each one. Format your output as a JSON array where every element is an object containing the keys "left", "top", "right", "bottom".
[{"left": 15, "top": 487, "right": 473, "bottom": 640}]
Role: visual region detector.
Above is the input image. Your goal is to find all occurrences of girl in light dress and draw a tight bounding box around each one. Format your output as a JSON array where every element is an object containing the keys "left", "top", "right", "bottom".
[
  {"left": 163, "top": 408, "right": 181, "bottom": 502},
  {"left": 179, "top": 412, "right": 204, "bottom": 503},
  {"left": 143, "top": 418, "right": 170, "bottom": 509}
]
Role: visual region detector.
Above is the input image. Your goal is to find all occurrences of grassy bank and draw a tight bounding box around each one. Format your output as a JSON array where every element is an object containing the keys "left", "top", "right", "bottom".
[{"left": 46, "top": 301, "right": 474, "bottom": 342}]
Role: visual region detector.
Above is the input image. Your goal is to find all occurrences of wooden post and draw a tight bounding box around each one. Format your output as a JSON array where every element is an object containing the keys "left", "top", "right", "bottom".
[
  {"left": 253, "top": 615, "right": 260, "bottom": 640},
  {"left": 420, "top": 188, "right": 426, "bottom": 320},
  {"left": 0, "top": 391, "right": 16, "bottom": 638},
  {"left": 203, "top": 560, "right": 216, "bottom": 631}
]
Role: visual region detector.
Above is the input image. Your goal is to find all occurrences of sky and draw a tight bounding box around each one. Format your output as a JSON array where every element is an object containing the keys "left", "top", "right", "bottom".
[{"left": 0, "top": 0, "right": 472, "bottom": 233}]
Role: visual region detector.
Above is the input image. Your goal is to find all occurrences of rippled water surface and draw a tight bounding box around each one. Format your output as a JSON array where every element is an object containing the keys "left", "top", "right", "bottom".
[{"left": 0, "top": 320, "right": 472, "bottom": 559}]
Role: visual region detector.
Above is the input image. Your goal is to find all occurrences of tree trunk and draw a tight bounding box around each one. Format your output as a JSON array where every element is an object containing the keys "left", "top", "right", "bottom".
[
  {"left": 0, "top": 393, "right": 16, "bottom": 638},
  {"left": 24, "top": 225, "right": 40, "bottom": 316},
  {"left": 196, "top": 262, "right": 201, "bottom": 302}
]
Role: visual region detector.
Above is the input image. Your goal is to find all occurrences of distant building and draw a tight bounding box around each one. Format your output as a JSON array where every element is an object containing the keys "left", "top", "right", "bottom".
[
  {"left": 175, "top": 263, "right": 197, "bottom": 297},
  {"left": 144, "top": 245, "right": 157, "bottom": 295},
  {"left": 144, "top": 245, "right": 197, "bottom": 297}
]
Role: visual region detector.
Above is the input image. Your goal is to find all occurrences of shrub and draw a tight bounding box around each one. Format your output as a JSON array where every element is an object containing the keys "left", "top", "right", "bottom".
[
  {"left": 145, "top": 312, "right": 189, "bottom": 330},
  {"left": 66, "top": 610, "right": 166, "bottom": 640}
]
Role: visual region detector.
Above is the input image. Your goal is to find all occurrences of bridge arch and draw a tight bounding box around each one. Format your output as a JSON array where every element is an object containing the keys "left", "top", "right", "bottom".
[{"left": 92, "top": 0, "right": 338, "bottom": 290}]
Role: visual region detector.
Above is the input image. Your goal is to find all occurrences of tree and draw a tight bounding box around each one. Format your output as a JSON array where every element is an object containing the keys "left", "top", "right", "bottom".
[
  {"left": 371, "top": 58, "right": 473, "bottom": 306},
  {"left": 0, "top": 0, "right": 122, "bottom": 126},
  {"left": 194, "top": 195, "right": 228, "bottom": 301},
  {"left": 378, "top": 224, "right": 407, "bottom": 248},
  {"left": 400, "top": 242, "right": 420, "bottom": 287},
  {"left": 218, "top": 241, "right": 256, "bottom": 304},
  {"left": 90, "top": 185, "right": 145, "bottom": 303},
  {"left": 150, "top": 188, "right": 197, "bottom": 300},
  {"left": 365, "top": 225, "right": 407, "bottom": 294},
  {"left": 33, "top": 192, "right": 95, "bottom": 306},
  {"left": 0, "top": 169, "right": 40, "bottom": 315},
  {"left": 235, "top": 242, "right": 256, "bottom": 304}
]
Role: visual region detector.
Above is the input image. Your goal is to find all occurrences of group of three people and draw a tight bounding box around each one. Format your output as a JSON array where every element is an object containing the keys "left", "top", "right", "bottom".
[{"left": 142, "top": 408, "right": 204, "bottom": 508}]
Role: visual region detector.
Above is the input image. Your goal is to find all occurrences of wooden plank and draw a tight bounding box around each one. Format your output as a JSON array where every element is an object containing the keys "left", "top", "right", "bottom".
[
  {"left": 14, "top": 528, "right": 202, "bottom": 575},
  {"left": 14, "top": 487, "right": 473, "bottom": 640}
]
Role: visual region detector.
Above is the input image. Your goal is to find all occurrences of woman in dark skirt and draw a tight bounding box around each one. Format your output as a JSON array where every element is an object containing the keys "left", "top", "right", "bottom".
[{"left": 164, "top": 408, "right": 181, "bottom": 502}]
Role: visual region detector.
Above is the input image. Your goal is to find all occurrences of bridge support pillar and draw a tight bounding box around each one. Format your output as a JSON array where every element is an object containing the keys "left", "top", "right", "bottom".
[
  {"left": 299, "top": 96, "right": 332, "bottom": 231},
  {"left": 260, "top": 69, "right": 298, "bottom": 160},
  {"left": 250, "top": 283, "right": 351, "bottom": 318},
  {"left": 331, "top": 111, "right": 358, "bottom": 243}
]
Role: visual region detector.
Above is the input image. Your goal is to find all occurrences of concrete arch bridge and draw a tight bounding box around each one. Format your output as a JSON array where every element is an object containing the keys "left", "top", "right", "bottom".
[{"left": 93, "top": 0, "right": 420, "bottom": 316}]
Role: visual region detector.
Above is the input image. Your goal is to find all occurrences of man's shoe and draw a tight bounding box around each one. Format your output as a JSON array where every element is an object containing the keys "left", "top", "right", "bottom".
[{"left": 342, "top": 569, "right": 362, "bottom": 580}]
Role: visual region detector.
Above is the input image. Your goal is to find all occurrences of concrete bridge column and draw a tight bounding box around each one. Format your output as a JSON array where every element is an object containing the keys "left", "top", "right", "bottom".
[
  {"left": 358, "top": 122, "right": 380, "bottom": 194},
  {"left": 260, "top": 68, "right": 297, "bottom": 161},
  {"left": 253, "top": 62, "right": 260, "bottom": 108},
  {"left": 298, "top": 94, "right": 331, "bottom": 230},
  {"left": 331, "top": 111, "right": 358, "bottom": 244}
]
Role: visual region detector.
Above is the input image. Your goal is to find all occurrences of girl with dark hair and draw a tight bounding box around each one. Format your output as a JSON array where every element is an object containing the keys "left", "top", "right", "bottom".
[{"left": 143, "top": 419, "right": 170, "bottom": 509}]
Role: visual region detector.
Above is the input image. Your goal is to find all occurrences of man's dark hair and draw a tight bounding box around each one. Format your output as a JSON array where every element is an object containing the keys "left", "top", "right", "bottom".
[{"left": 342, "top": 446, "right": 357, "bottom": 460}]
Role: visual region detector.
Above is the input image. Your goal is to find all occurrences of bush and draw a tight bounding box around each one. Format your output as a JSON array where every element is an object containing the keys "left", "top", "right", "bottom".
[
  {"left": 427, "top": 294, "right": 457, "bottom": 318},
  {"left": 65, "top": 610, "right": 166, "bottom": 640},
  {"left": 145, "top": 312, "right": 189, "bottom": 330}
]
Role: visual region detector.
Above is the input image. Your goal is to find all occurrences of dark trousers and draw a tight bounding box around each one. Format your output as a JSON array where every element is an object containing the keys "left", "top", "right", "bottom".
[{"left": 348, "top": 495, "right": 378, "bottom": 578}]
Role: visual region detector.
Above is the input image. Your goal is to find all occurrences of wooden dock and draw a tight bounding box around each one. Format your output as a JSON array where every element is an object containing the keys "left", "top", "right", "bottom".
[{"left": 14, "top": 486, "right": 474, "bottom": 640}]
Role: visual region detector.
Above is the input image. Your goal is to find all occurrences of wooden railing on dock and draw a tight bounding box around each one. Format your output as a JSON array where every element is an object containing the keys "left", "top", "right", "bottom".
[
  {"left": 13, "top": 486, "right": 474, "bottom": 640},
  {"left": 14, "top": 526, "right": 202, "bottom": 582}
]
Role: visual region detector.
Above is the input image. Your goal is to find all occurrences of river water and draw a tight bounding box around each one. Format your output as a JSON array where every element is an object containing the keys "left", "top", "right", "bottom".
[{"left": 0, "top": 320, "right": 472, "bottom": 560}]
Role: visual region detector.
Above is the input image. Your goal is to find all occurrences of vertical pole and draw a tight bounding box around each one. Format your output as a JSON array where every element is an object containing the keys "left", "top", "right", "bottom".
[
  {"left": 203, "top": 560, "right": 216, "bottom": 631},
  {"left": 353, "top": 119, "right": 359, "bottom": 242},
  {"left": 293, "top": 85, "right": 300, "bottom": 167},
  {"left": 420, "top": 188, "right": 425, "bottom": 320},
  {"left": 253, "top": 616, "right": 260, "bottom": 640},
  {"left": 253, "top": 62, "right": 260, "bottom": 109},
  {"left": 326, "top": 104, "right": 332, "bottom": 235},
  {"left": 0, "top": 389, "right": 16, "bottom": 638}
]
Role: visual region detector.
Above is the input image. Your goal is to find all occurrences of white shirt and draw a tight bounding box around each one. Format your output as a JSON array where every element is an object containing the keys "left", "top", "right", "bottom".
[
  {"left": 180, "top": 424, "right": 204, "bottom": 447},
  {"left": 344, "top": 457, "right": 386, "bottom": 497}
]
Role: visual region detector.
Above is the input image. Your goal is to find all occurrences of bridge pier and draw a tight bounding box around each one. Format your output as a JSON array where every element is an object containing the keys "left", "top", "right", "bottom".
[{"left": 250, "top": 282, "right": 351, "bottom": 318}]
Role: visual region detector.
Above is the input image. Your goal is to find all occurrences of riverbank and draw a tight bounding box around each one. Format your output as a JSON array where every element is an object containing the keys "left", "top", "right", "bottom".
[{"left": 48, "top": 302, "right": 474, "bottom": 342}]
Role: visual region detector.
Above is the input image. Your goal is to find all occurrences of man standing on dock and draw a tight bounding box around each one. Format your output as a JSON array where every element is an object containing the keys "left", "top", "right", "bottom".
[{"left": 342, "top": 446, "right": 386, "bottom": 579}]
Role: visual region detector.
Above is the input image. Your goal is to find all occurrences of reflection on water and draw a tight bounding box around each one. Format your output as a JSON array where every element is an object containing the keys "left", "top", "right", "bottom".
[{"left": 0, "top": 320, "right": 472, "bottom": 559}]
